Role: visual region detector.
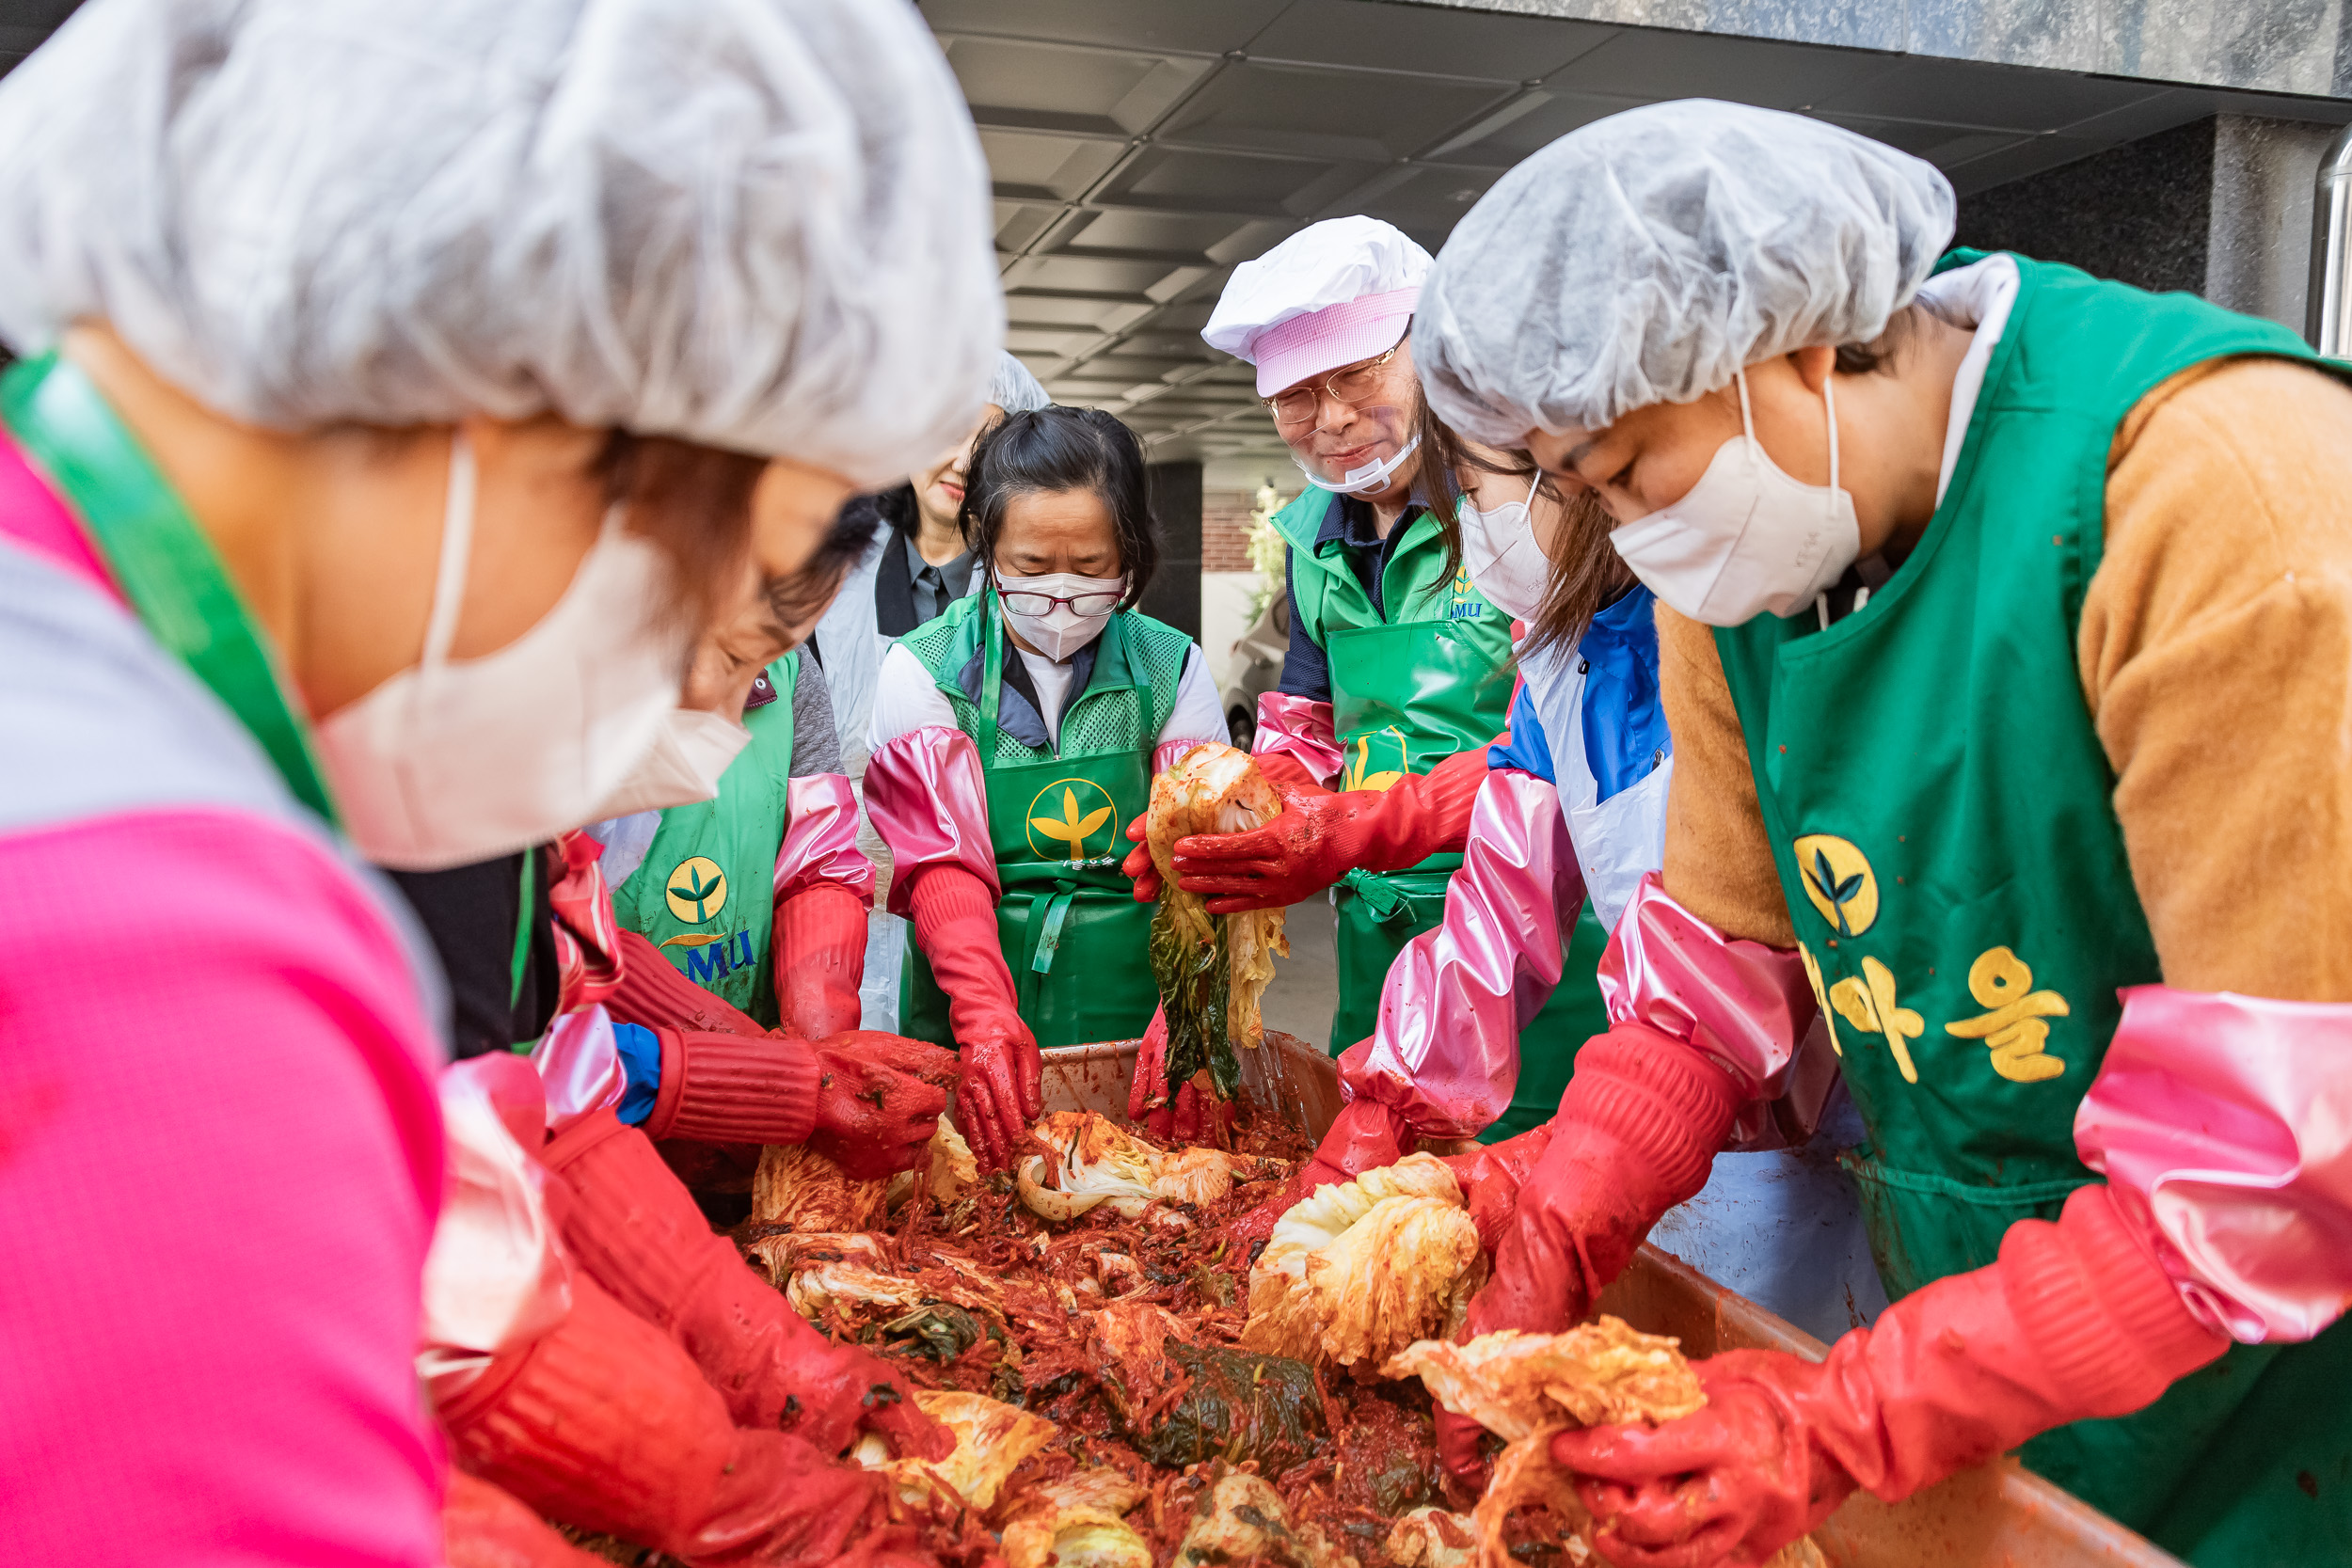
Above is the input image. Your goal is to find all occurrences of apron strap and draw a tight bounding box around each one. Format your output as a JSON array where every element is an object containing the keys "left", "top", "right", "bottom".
[
  {"left": 0, "top": 354, "right": 340, "bottom": 823},
  {"left": 1031, "top": 888, "right": 1076, "bottom": 974},
  {"left": 978, "top": 585, "right": 1004, "bottom": 763},
  {"left": 1015, "top": 880, "right": 1080, "bottom": 1012},
  {"left": 508, "top": 847, "right": 539, "bottom": 1013},
  {"left": 1340, "top": 865, "right": 1416, "bottom": 924}
]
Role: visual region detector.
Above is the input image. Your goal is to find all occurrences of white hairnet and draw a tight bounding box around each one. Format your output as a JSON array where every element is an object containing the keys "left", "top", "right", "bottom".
[
  {"left": 990, "top": 353, "right": 1050, "bottom": 415},
  {"left": 1417, "top": 100, "right": 1954, "bottom": 442},
  {"left": 0, "top": 0, "right": 1003, "bottom": 489}
]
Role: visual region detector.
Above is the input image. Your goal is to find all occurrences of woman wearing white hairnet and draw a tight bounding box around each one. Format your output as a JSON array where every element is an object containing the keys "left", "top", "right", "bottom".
[
  {"left": 1413, "top": 99, "right": 2352, "bottom": 1567},
  {"left": 0, "top": 0, "right": 997, "bottom": 1562}
]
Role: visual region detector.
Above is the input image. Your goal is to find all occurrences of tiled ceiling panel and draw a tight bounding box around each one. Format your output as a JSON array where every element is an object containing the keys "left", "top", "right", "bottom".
[
  {"left": 946, "top": 36, "right": 1211, "bottom": 135},
  {"left": 930, "top": 0, "right": 2296, "bottom": 463},
  {"left": 1157, "top": 60, "right": 1514, "bottom": 162},
  {"left": 1096, "top": 144, "right": 1376, "bottom": 218},
  {"left": 922, "top": 0, "right": 1292, "bottom": 56},
  {"left": 1246, "top": 0, "right": 1614, "bottom": 80},
  {"left": 976, "top": 129, "right": 1125, "bottom": 200},
  {"left": 1542, "top": 29, "right": 1899, "bottom": 109},
  {"left": 1058, "top": 208, "right": 1265, "bottom": 261}
]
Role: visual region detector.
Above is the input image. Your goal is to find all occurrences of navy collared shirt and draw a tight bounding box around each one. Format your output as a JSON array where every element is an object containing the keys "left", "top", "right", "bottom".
[{"left": 1276, "top": 492, "right": 1423, "bottom": 705}]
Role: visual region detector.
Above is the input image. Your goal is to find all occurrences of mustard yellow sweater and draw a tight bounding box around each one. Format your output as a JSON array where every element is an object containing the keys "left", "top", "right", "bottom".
[{"left": 1659, "top": 356, "right": 2352, "bottom": 1001}]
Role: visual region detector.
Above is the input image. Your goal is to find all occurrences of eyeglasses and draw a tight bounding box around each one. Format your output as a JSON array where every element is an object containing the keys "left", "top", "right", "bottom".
[
  {"left": 999, "top": 588, "right": 1124, "bottom": 617},
  {"left": 1260, "top": 344, "right": 1403, "bottom": 427}
]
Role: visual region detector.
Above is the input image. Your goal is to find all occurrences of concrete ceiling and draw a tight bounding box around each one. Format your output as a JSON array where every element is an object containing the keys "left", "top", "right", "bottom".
[
  {"left": 4, "top": 0, "right": 2344, "bottom": 482},
  {"left": 926, "top": 0, "right": 2351, "bottom": 474}
]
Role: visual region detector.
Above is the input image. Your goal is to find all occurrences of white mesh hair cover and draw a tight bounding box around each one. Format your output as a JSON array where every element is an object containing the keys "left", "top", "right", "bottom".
[
  {"left": 1416, "top": 100, "right": 1954, "bottom": 442},
  {"left": 0, "top": 0, "right": 1003, "bottom": 487},
  {"left": 989, "top": 353, "right": 1050, "bottom": 415}
]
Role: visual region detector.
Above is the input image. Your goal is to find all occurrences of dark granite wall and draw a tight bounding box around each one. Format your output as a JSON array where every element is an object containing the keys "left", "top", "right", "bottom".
[
  {"left": 1141, "top": 458, "right": 1202, "bottom": 641},
  {"left": 1953, "top": 117, "right": 2217, "bottom": 294}
]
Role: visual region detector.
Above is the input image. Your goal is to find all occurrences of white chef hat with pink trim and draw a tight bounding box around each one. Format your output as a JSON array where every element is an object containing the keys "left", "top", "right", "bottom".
[{"left": 1202, "top": 216, "right": 1432, "bottom": 397}]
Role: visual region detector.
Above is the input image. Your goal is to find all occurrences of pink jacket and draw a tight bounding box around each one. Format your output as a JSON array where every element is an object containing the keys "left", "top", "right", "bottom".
[{"left": 0, "top": 432, "right": 447, "bottom": 1566}]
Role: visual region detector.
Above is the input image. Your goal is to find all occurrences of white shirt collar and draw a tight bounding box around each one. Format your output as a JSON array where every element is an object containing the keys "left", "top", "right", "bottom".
[{"left": 1914, "top": 253, "right": 2023, "bottom": 506}]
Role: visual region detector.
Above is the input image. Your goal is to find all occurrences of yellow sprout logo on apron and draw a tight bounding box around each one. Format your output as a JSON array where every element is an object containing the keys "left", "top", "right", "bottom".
[
  {"left": 1025, "top": 779, "right": 1118, "bottom": 865},
  {"left": 664, "top": 855, "right": 728, "bottom": 924},
  {"left": 1793, "top": 833, "right": 1877, "bottom": 935},
  {"left": 1342, "top": 725, "right": 1410, "bottom": 792}
]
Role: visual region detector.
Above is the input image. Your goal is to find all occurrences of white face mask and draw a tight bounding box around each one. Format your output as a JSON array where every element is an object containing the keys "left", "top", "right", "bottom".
[
  {"left": 1288, "top": 400, "right": 1421, "bottom": 496},
  {"left": 317, "top": 432, "right": 690, "bottom": 871},
  {"left": 586, "top": 706, "right": 753, "bottom": 819},
  {"left": 1459, "top": 472, "right": 1549, "bottom": 622},
  {"left": 1607, "top": 371, "right": 1859, "bottom": 626},
  {"left": 994, "top": 570, "right": 1124, "bottom": 662},
  {"left": 1296, "top": 433, "right": 1421, "bottom": 496}
]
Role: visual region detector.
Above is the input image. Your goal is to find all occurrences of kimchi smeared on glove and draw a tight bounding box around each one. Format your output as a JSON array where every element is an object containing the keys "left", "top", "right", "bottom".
[{"left": 1144, "top": 744, "right": 1289, "bottom": 1108}]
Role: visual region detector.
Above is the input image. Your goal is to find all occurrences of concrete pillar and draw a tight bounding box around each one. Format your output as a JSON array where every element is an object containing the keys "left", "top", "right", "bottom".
[
  {"left": 1141, "top": 459, "right": 1203, "bottom": 641},
  {"left": 2205, "top": 116, "right": 2341, "bottom": 330},
  {"left": 1953, "top": 114, "right": 2341, "bottom": 334}
]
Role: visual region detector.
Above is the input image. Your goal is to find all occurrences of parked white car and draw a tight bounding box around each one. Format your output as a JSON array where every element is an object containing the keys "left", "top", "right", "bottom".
[{"left": 1219, "top": 592, "right": 1288, "bottom": 751}]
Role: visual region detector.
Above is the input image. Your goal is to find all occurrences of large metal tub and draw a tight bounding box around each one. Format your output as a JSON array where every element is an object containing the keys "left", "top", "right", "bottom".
[{"left": 1040, "top": 1036, "right": 2185, "bottom": 1568}]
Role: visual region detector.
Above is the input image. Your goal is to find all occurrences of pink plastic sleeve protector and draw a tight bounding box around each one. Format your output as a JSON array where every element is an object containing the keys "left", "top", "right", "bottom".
[
  {"left": 548, "top": 828, "right": 623, "bottom": 1012},
  {"left": 530, "top": 1003, "right": 627, "bottom": 1126},
  {"left": 1599, "top": 871, "right": 1817, "bottom": 1099},
  {"left": 2074, "top": 984, "right": 2352, "bottom": 1343},
  {"left": 773, "top": 771, "right": 876, "bottom": 906},
  {"left": 864, "top": 724, "right": 1000, "bottom": 917},
  {"left": 420, "top": 1058, "right": 573, "bottom": 1401},
  {"left": 1154, "top": 736, "right": 1223, "bottom": 774},
  {"left": 1251, "top": 691, "right": 1342, "bottom": 786},
  {"left": 1339, "top": 768, "right": 1581, "bottom": 1139}
]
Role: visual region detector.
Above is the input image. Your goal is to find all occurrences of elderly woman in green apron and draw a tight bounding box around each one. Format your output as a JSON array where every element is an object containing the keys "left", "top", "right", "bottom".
[
  {"left": 1126, "top": 216, "right": 1605, "bottom": 1165},
  {"left": 518, "top": 509, "right": 947, "bottom": 1180},
  {"left": 865, "top": 406, "right": 1225, "bottom": 1170},
  {"left": 1414, "top": 101, "right": 2352, "bottom": 1567}
]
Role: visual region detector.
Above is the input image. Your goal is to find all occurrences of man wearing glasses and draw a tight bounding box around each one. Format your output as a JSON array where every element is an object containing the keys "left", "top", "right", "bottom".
[{"left": 1141, "top": 217, "right": 1593, "bottom": 1184}]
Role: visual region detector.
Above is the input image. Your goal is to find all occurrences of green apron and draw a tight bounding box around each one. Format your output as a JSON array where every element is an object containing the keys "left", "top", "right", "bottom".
[
  {"left": 898, "top": 593, "right": 1189, "bottom": 1050},
  {"left": 611, "top": 657, "right": 798, "bottom": 1027},
  {"left": 1711, "top": 251, "right": 2352, "bottom": 1564},
  {"left": 1, "top": 353, "right": 339, "bottom": 822},
  {"left": 1269, "top": 490, "right": 1606, "bottom": 1084}
]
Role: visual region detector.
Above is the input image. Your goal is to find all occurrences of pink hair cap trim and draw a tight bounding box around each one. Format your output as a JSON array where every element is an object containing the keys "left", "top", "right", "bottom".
[{"left": 1254, "top": 287, "right": 1420, "bottom": 397}]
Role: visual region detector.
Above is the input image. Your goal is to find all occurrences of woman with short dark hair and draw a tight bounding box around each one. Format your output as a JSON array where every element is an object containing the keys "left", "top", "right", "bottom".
[{"left": 863, "top": 406, "right": 1224, "bottom": 1170}]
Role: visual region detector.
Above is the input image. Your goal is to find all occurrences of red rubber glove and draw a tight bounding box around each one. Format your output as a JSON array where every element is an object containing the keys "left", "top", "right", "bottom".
[
  {"left": 639, "top": 1025, "right": 824, "bottom": 1147},
  {"left": 540, "top": 1111, "right": 949, "bottom": 1459},
  {"left": 1434, "top": 1023, "right": 1744, "bottom": 1489},
  {"left": 1120, "top": 767, "right": 1338, "bottom": 903},
  {"left": 808, "top": 1031, "right": 957, "bottom": 1180},
  {"left": 905, "top": 863, "right": 1041, "bottom": 1173},
  {"left": 1227, "top": 1096, "right": 1415, "bottom": 1251},
  {"left": 772, "top": 881, "right": 867, "bottom": 1041},
  {"left": 609, "top": 927, "right": 769, "bottom": 1037},
  {"left": 1168, "top": 744, "right": 1490, "bottom": 914},
  {"left": 1471, "top": 1023, "right": 1742, "bottom": 1339},
  {"left": 1438, "top": 1122, "right": 1556, "bottom": 1255},
  {"left": 445, "top": 1472, "right": 611, "bottom": 1568},
  {"left": 1125, "top": 1005, "right": 1224, "bottom": 1143},
  {"left": 1252, "top": 749, "right": 1335, "bottom": 796},
  {"left": 437, "top": 1272, "right": 934, "bottom": 1567},
  {"left": 1553, "top": 1185, "right": 2228, "bottom": 1568}
]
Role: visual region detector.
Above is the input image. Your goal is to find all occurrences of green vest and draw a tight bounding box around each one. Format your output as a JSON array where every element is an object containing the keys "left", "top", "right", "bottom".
[
  {"left": 897, "top": 594, "right": 1192, "bottom": 1049},
  {"left": 612, "top": 657, "right": 798, "bottom": 1027},
  {"left": 1270, "top": 488, "right": 1607, "bottom": 1081},
  {"left": 1268, "top": 488, "right": 1515, "bottom": 785},
  {"left": 1713, "top": 252, "right": 2352, "bottom": 1563}
]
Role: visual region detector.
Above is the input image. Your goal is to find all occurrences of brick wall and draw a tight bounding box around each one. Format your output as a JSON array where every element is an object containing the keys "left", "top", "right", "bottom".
[{"left": 1203, "top": 489, "right": 1259, "bottom": 572}]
